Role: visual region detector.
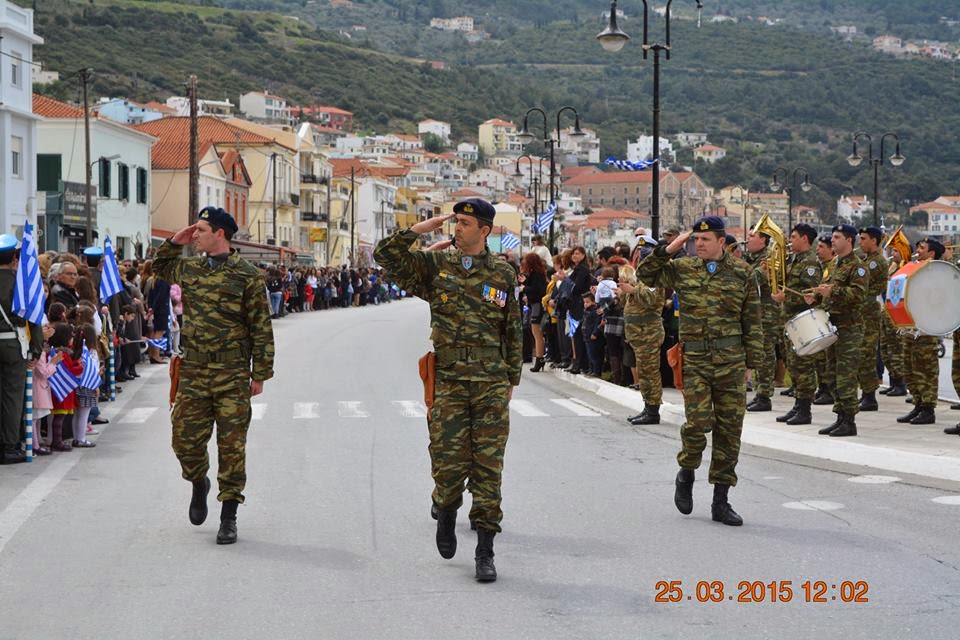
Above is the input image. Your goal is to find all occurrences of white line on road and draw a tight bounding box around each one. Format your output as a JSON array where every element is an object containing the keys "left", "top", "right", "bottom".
[
  {"left": 293, "top": 402, "right": 321, "bottom": 419},
  {"left": 566, "top": 397, "right": 609, "bottom": 416},
  {"left": 550, "top": 398, "right": 602, "bottom": 417},
  {"left": 0, "top": 456, "right": 80, "bottom": 555},
  {"left": 392, "top": 400, "right": 427, "bottom": 418},
  {"left": 509, "top": 399, "right": 549, "bottom": 417},
  {"left": 119, "top": 407, "right": 159, "bottom": 424},
  {"left": 251, "top": 403, "right": 268, "bottom": 421},
  {"left": 338, "top": 401, "right": 370, "bottom": 418}
]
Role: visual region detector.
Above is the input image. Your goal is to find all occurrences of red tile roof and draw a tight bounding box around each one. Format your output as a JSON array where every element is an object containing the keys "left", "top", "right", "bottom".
[
  {"left": 132, "top": 116, "right": 275, "bottom": 170},
  {"left": 33, "top": 93, "right": 84, "bottom": 118},
  {"left": 143, "top": 101, "right": 177, "bottom": 115},
  {"left": 565, "top": 170, "right": 655, "bottom": 186},
  {"left": 483, "top": 118, "right": 515, "bottom": 127}
]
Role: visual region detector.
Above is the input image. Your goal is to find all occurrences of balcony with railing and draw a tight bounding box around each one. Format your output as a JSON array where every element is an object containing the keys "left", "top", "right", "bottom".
[{"left": 300, "top": 211, "right": 328, "bottom": 222}]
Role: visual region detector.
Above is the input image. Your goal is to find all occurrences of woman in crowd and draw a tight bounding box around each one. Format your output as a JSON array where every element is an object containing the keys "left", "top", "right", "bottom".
[{"left": 520, "top": 252, "right": 548, "bottom": 372}]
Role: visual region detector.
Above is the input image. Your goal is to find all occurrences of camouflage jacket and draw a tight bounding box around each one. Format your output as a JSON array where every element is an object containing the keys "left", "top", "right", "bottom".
[
  {"left": 374, "top": 229, "right": 522, "bottom": 385},
  {"left": 818, "top": 252, "right": 868, "bottom": 328},
  {"left": 857, "top": 248, "right": 889, "bottom": 317},
  {"left": 783, "top": 247, "right": 822, "bottom": 315},
  {"left": 623, "top": 284, "right": 662, "bottom": 322},
  {"left": 636, "top": 247, "right": 763, "bottom": 367},
  {"left": 0, "top": 268, "right": 44, "bottom": 359},
  {"left": 152, "top": 240, "right": 275, "bottom": 381}
]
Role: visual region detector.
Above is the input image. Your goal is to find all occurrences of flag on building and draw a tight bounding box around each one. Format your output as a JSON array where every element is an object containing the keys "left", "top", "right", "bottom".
[
  {"left": 12, "top": 221, "right": 47, "bottom": 325},
  {"left": 99, "top": 236, "right": 123, "bottom": 302}
]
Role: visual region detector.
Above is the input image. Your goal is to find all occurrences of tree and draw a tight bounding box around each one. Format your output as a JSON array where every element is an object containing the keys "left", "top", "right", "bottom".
[{"left": 422, "top": 132, "right": 446, "bottom": 153}]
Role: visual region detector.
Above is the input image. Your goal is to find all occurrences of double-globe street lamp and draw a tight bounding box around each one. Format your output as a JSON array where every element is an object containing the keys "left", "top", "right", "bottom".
[
  {"left": 847, "top": 131, "right": 905, "bottom": 227},
  {"left": 770, "top": 167, "right": 812, "bottom": 232},
  {"left": 514, "top": 154, "right": 547, "bottom": 231},
  {"left": 518, "top": 107, "right": 585, "bottom": 248},
  {"left": 597, "top": 0, "right": 703, "bottom": 239}
]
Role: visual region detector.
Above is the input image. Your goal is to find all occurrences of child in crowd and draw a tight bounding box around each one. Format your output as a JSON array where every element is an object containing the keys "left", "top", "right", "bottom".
[
  {"left": 31, "top": 337, "right": 58, "bottom": 456},
  {"left": 594, "top": 266, "right": 619, "bottom": 310},
  {"left": 581, "top": 292, "right": 604, "bottom": 377},
  {"left": 72, "top": 324, "right": 100, "bottom": 448},
  {"left": 48, "top": 322, "right": 83, "bottom": 452},
  {"left": 117, "top": 305, "right": 139, "bottom": 381}
]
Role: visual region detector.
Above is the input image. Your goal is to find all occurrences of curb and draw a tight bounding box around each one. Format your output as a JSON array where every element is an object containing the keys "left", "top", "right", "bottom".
[{"left": 550, "top": 369, "right": 960, "bottom": 484}]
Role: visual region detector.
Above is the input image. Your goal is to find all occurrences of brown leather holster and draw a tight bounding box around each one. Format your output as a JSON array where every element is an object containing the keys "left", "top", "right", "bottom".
[
  {"left": 168, "top": 355, "right": 182, "bottom": 406},
  {"left": 418, "top": 351, "right": 436, "bottom": 417},
  {"left": 667, "top": 343, "right": 684, "bottom": 391}
]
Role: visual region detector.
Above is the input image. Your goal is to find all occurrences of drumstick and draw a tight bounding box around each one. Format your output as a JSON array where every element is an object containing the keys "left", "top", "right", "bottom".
[{"left": 781, "top": 286, "right": 813, "bottom": 297}]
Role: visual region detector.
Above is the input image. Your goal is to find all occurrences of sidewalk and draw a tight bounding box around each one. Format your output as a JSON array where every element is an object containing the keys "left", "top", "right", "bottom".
[{"left": 552, "top": 369, "right": 960, "bottom": 484}]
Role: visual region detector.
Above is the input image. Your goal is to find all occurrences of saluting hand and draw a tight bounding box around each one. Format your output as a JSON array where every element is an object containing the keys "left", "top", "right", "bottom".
[
  {"left": 411, "top": 214, "right": 456, "bottom": 235},
  {"left": 171, "top": 224, "right": 199, "bottom": 246},
  {"left": 667, "top": 230, "right": 692, "bottom": 255}
]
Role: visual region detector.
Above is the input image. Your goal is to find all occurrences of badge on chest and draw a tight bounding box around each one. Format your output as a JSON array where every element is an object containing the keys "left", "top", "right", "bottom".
[{"left": 482, "top": 283, "right": 508, "bottom": 307}]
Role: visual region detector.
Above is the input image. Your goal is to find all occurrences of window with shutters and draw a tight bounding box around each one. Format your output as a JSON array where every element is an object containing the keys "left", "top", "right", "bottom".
[
  {"left": 11, "top": 136, "right": 23, "bottom": 178},
  {"left": 37, "top": 154, "right": 62, "bottom": 191},
  {"left": 99, "top": 159, "right": 112, "bottom": 197},
  {"left": 119, "top": 164, "right": 130, "bottom": 201},
  {"left": 136, "top": 168, "right": 148, "bottom": 204}
]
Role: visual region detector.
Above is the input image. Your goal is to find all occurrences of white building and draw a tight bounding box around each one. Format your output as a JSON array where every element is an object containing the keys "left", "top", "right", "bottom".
[
  {"left": 836, "top": 194, "right": 873, "bottom": 222},
  {"left": 430, "top": 16, "right": 474, "bottom": 32},
  {"left": 557, "top": 126, "right": 601, "bottom": 165},
  {"left": 33, "top": 94, "right": 156, "bottom": 257},
  {"left": 675, "top": 132, "right": 708, "bottom": 147},
  {"left": 335, "top": 134, "right": 364, "bottom": 156},
  {"left": 627, "top": 135, "right": 674, "bottom": 164},
  {"left": 95, "top": 97, "right": 165, "bottom": 125},
  {"left": 166, "top": 96, "right": 235, "bottom": 117},
  {"left": 693, "top": 143, "right": 727, "bottom": 164},
  {"left": 0, "top": 0, "right": 42, "bottom": 236},
  {"left": 456, "top": 142, "right": 479, "bottom": 163},
  {"left": 239, "top": 90, "right": 290, "bottom": 124},
  {"left": 418, "top": 119, "right": 451, "bottom": 145}
]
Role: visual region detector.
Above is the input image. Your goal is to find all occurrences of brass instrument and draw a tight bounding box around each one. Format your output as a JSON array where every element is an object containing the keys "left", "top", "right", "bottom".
[
  {"left": 751, "top": 214, "right": 787, "bottom": 295},
  {"left": 884, "top": 225, "right": 913, "bottom": 264}
]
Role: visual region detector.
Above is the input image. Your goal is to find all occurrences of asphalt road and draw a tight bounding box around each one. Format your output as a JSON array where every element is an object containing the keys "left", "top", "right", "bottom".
[{"left": 1, "top": 299, "right": 959, "bottom": 639}]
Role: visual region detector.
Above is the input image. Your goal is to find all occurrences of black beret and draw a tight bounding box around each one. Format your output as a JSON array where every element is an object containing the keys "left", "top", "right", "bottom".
[
  {"left": 198, "top": 206, "right": 238, "bottom": 235},
  {"left": 724, "top": 234, "right": 739, "bottom": 247},
  {"left": 692, "top": 216, "right": 725, "bottom": 232},
  {"left": 832, "top": 224, "right": 858, "bottom": 239},
  {"left": 859, "top": 226, "right": 883, "bottom": 242},
  {"left": 453, "top": 198, "right": 496, "bottom": 226},
  {"left": 792, "top": 223, "right": 817, "bottom": 241}
]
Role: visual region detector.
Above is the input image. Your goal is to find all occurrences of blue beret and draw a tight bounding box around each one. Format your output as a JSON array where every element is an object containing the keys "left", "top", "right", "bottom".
[
  {"left": 453, "top": 198, "right": 496, "bottom": 226},
  {"left": 832, "top": 224, "right": 858, "bottom": 238},
  {"left": 724, "top": 234, "right": 739, "bottom": 247},
  {"left": 859, "top": 226, "right": 882, "bottom": 241},
  {"left": 0, "top": 234, "right": 17, "bottom": 252},
  {"left": 818, "top": 234, "right": 833, "bottom": 246},
  {"left": 692, "top": 216, "right": 725, "bottom": 232},
  {"left": 198, "top": 206, "right": 238, "bottom": 235},
  {"left": 82, "top": 246, "right": 104, "bottom": 257}
]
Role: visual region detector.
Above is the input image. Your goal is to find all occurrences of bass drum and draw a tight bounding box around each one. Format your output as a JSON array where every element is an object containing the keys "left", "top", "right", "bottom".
[
  {"left": 885, "top": 260, "right": 960, "bottom": 336},
  {"left": 784, "top": 308, "right": 838, "bottom": 356}
]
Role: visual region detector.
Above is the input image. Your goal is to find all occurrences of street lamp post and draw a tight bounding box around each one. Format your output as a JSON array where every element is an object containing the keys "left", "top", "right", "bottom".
[
  {"left": 847, "top": 131, "right": 905, "bottom": 227},
  {"left": 514, "top": 154, "right": 547, "bottom": 231},
  {"left": 771, "top": 167, "right": 812, "bottom": 231},
  {"left": 598, "top": 0, "right": 703, "bottom": 239},
  {"left": 518, "top": 106, "right": 585, "bottom": 249}
]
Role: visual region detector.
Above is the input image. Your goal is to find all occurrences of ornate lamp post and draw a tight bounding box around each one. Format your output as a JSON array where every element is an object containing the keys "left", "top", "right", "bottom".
[
  {"left": 771, "top": 167, "right": 813, "bottom": 232},
  {"left": 847, "top": 131, "right": 905, "bottom": 226}
]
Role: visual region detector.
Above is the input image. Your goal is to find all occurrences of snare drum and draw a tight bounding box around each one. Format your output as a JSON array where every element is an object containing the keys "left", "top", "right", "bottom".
[
  {"left": 885, "top": 260, "right": 960, "bottom": 336},
  {"left": 784, "top": 308, "right": 838, "bottom": 356}
]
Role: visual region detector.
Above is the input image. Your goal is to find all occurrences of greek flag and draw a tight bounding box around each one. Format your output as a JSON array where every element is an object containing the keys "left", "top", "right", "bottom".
[
  {"left": 604, "top": 156, "right": 658, "bottom": 171},
  {"left": 535, "top": 201, "right": 557, "bottom": 234},
  {"left": 12, "top": 222, "right": 47, "bottom": 325},
  {"left": 99, "top": 236, "right": 123, "bottom": 302},
  {"left": 501, "top": 231, "right": 520, "bottom": 251},
  {"left": 566, "top": 311, "right": 580, "bottom": 337},
  {"left": 49, "top": 356, "right": 81, "bottom": 402},
  {"left": 79, "top": 345, "right": 102, "bottom": 390},
  {"left": 146, "top": 337, "right": 169, "bottom": 351}
]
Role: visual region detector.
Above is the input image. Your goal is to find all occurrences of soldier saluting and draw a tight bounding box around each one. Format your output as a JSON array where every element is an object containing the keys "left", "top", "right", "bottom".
[
  {"left": 635, "top": 216, "right": 763, "bottom": 526},
  {"left": 374, "top": 198, "right": 522, "bottom": 582},
  {"left": 153, "top": 207, "right": 275, "bottom": 545}
]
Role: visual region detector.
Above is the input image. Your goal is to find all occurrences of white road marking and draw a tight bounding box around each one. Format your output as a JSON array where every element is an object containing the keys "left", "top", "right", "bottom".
[
  {"left": 782, "top": 500, "right": 845, "bottom": 511},
  {"left": 338, "top": 401, "right": 370, "bottom": 418},
  {"left": 510, "top": 399, "right": 549, "bottom": 417},
  {"left": 293, "top": 402, "right": 321, "bottom": 419},
  {"left": 931, "top": 496, "right": 960, "bottom": 505},
  {"left": 0, "top": 456, "right": 80, "bottom": 555},
  {"left": 119, "top": 407, "right": 158, "bottom": 424},
  {"left": 762, "top": 476, "right": 784, "bottom": 480},
  {"left": 566, "top": 397, "right": 609, "bottom": 416},
  {"left": 251, "top": 403, "right": 268, "bottom": 421},
  {"left": 550, "top": 398, "right": 601, "bottom": 417},
  {"left": 848, "top": 475, "right": 901, "bottom": 484},
  {"left": 393, "top": 400, "right": 427, "bottom": 418}
]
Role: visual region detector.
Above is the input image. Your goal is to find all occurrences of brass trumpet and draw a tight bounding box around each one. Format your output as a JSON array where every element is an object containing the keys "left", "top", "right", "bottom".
[{"left": 751, "top": 214, "right": 787, "bottom": 295}]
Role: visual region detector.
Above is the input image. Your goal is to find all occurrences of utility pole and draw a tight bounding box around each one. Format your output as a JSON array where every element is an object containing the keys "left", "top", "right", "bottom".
[
  {"left": 271, "top": 152, "right": 278, "bottom": 243},
  {"left": 350, "top": 166, "right": 356, "bottom": 266},
  {"left": 325, "top": 176, "right": 332, "bottom": 266},
  {"left": 188, "top": 75, "right": 199, "bottom": 222},
  {"left": 80, "top": 68, "right": 93, "bottom": 247}
]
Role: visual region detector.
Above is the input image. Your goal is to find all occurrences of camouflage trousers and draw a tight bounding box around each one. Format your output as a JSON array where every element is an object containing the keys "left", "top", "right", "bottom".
[
  {"left": 902, "top": 334, "right": 939, "bottom": 409},
  {"left": 880, "top": 312, "right": 904, "bottom": 380},
  {"left": 430, "top": 378, "right": 510, "bottom": 533},
  {"left": 857, "top": 313, "right": 882, "bottom": 394},
  {"left": 784, "top": 333, "right": 818, "bottom": 401},
  {"left": 678, "top": 356, "right": 746, "bottom": 486},
  {"left": 953, "top": 329, "right": 960, "bottom": 398},
  {"left": 753, "top": 310, "right": 780, "bottom": 397},
  {"left": 815, "top": 349, "right": 833, "bottom": 391},
  {"left": 171, "top": 365, "right": 252, "bottom": 503},
  {"left": 625, "top": 316, "right": 665, "bottom": 406},
  {"left": 825, "top": 324, "right": 864, "bottom": 415}
]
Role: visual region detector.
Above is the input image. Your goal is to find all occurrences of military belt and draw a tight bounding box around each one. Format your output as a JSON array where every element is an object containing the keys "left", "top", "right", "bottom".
[
  {"left": 683, "top": 335, "right": 742, "bottom": 353},
  {"left": 435, "top": 346, "right": 503, "bottom": 365},
  {"left": 182, "top": 347, "right": 249, "bottom": 364},
  {"left": 0, "top": 332, "right": 16, "bottom": 340},
  {"left": 624, "top": 312, "right": 661, "bottom": 325}
]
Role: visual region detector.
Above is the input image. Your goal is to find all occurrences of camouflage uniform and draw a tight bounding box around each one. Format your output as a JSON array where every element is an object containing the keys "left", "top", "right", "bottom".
[
  {"left": 880, "top": 307, "right": 905, "bottom": 381},
  {"left": 856, "top": 249, "right": 889, "bottom": 394},
  {"left": 623, "top": 285, "right": 665, "bottom": 405},
  {"left": 636, "top": 248, "right": 763, "bottom": 486},
  {"left": 0, "top": 269, "right": 44, "bottom": 458},
  {"left": 153, "top": 240, "right": 275, "bottom": 503},
  {"left": 820, "top": 254, "right": 868, "bottom": 416},
  {"left": 781, "top": 248, "right": 822, "bottom": 401},
  {"left": 902, "top": 333, "right": 940, "bottom": 410},
  {"left": 743, "top": 246, "right": 778, "bottom": 398},
  {"left": 374, "top": 229, "right": 522, "bottom": 533}
]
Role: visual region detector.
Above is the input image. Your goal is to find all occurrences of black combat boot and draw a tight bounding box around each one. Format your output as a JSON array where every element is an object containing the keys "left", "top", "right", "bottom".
[
  {"left": 780, "top": 387, "right": 795, "bottom": 397},
  {"left": 747, "top": 395, "right": 772, "bottom": 412},
  {"left": 0, "top": 446, "right": 26, "bottom": 465},
  {"left": 436, "top": 507, "right": 458, "bottom": 559},
  {"left": 829, "top": 413, "right": 858, "bottom": 437},
  {"left": 530, "top": 357, "right": 545, "bottom": 373},
  {"left": 951, "top": 403, "right": 960, "bottom": 410},
  {"left": 674, "top": 468, "right": 694, "bottom": 515},
  {"left": 630, "top": 405, "right": 660, "bottom": 425},
  {"left": 430, "top": 502, "right": 439, "bottom": 520},
  {"left": 813, "top": 386, "right": 834, "bottom": 405},
  {"left": 776, "top": 400, "right": 799, "bottom": 423},
  {"left": 944, "top": 423, "right": 960, "bottom": 435},
  {"left": 897, "top": 406, "right": 921, "bottom": 423},
  {"left": 886, "top": 378, "right": 907, "bottom": 397},
  {"left": 910, "top": 407, "right": 936, "bottom": 425},
  {"left": 626, "top": 408, "right": 648, "bottom": 424},
  {"left": 786, "top": 399, "right": 813, "bottom": 425},
  {"left": 189, "top": 477, "right": 210, "bottom": 525},
  {"left": 858, "top": 391, "right": 879, "bottom": 412},
  {"left": 711, "top": 484, "right": 743, "bottom": 526},
  {"left": 474, "top": 529, "right": 497, "bottom": 583},
  {"left": 216, "top": 500, "right": 239, "bottom": 545},
  {"left": 818, "top": 413, "right": 844, "bottom": 435}
]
